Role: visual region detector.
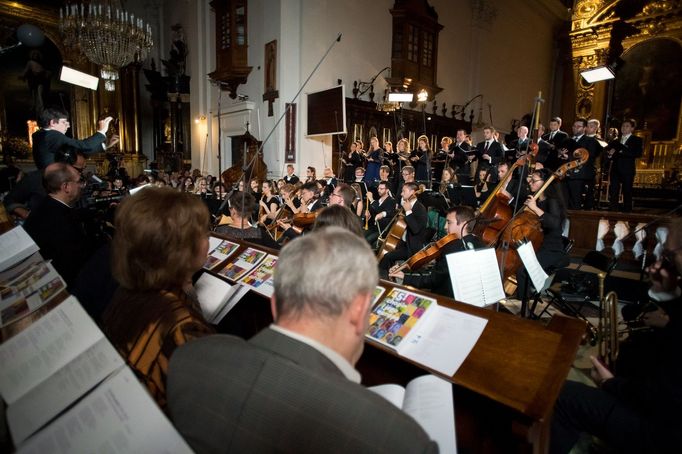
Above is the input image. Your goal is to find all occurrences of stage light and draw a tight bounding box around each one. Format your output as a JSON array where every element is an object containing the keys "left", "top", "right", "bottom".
[
  {"left": 387, "top": 92, "right": 414, "bottom": 102},
  {"left": 60, "top": 66, "right": 99, "bottom": 90},
  {"left": 417, "top": 89, "right": 428, "bottom": 102},
  {"left": 580, "top": 66, "right": 615, "bottom": 83}
]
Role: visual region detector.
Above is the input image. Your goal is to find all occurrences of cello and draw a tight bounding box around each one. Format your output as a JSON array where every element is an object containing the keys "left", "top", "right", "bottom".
[{"left": 495, "top": 149, "right": 589, "bottom": 291}]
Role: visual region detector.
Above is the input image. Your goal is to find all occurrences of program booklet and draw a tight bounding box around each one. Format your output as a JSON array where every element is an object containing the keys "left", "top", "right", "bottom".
[
  {"left": 195, "top": 272, "right": 250, "bottom": 324},
  {"left": 239, "top": 254, "right": 278, "bottom": 298},
  {"left": 0, "top": 260, "right": 66, "bottom": 327},
  {"left": 203, "top": 238, "right": 240, "bottom": 270},
  {"left": 0, "top": 226, "right": 39, "bottom": 273},
  {"left": 217, "top": 247, "right": 267, "bottom": 282},
  {"left": 366, "top": 287, "right": 437, "bottom": 353},
  {"left": 0, "top": 296, "right": 125, "bottom": 444},
  {"left": 369, "top": 375, "right": 457, "bottom": 454}
]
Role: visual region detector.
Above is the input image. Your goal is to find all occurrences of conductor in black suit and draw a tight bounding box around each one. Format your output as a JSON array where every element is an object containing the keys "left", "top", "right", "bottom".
[
  {"left": 32, "top": 107, "right": 118, "bottom": 170},
  {"left": 560, "top": 118, "right": 601, "bottom": 210},
  {"left": 607, "top": 119, "right": 643, "bottom": 212}
]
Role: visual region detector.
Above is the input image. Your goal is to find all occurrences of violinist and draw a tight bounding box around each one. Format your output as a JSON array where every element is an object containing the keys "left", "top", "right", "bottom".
[
  {"left": 276, "top": 182, "right": 322, "bottom": 241},
  {"left": 214, "top": 191, "right": 280, "bottom": 249},
  {"left": 378, "top": 182, "right": 428, "bottom": 278},
  {"left": 439, "top": 167, "right": 460, "bottom": 206},
  {"left": 279, "top": 183, "right": 301, "bottom": 214},
  {"left": 364, "top": 181, "right": 396, "bottom": 248},
  {"left": 389, "top": 205, "right": 483, "bottom": 297},
  {"left": 305, "top": 166, "right": 317, "bottom": 184},
  {"left": 473, "top": 167, "right": 492, "bottom": 208},
  {"left": 516, "top": 167, "right": 569, "bottom": 299},
  {"left": 258, "top": 180, "right": 280, "bottom": 226}
]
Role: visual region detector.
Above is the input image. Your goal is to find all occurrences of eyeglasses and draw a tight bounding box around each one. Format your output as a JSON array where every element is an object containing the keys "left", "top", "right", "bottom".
[{"left": 527, "top": 178, "right": 543, "bottom": 184}]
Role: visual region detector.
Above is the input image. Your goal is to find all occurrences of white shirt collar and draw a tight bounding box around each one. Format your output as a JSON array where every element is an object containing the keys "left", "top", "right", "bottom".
[{"left": 270, "top": 324, "right": 361, "bottom": 383}]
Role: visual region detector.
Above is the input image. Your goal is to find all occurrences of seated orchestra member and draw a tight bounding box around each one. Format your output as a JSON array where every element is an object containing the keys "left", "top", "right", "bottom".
[
  {"left": 276, "top": 182, "right": 323, "bottom": 241},
  {"left": 329, "top": 182, "right": 356, "bottom": 208},
  {"left": 389, "top": 205, "right": 483, "bottom": 298},
  {"left": 401, "top": 165, "right": 416, "bottom": 184},
  {"left": 378, "top": 182, "right": 428, "bottom": 278},
  {"left": 497, "top": 161, "right": 529, "bottom": 212},
  {"left": 305, "top": 166, "right": 317, "bottom": 183},
  {"left": 215, "top": 191, "right": 280, "bottom": 249},
  {"left": 258, "top": 180, "right": 280, "bottom": 225},
  {"left": 102, "top": 188, "right": 215, "bottom": 409},
  {"left": 313, "top": 204, "right": 365, "bottom": 238},
  {"left": 350, "top": 182, "right": 365, "bottom": 219},
  {"left": 283, "top": 164, "right": 300, "bottom": 185},
  {"left": 167, "top": 228, "right": 437, "bottom": 453},
  {"left": 279, "top": 183, "right": 301, "bottom": 214},
  {"left": 606, "top": 118, "right": 642, "bottom": 212},
  {"left": 365, "top": 180, "right": 396, "bottom": 248},
  {"left": 23, "top": 161, "right": 96, "bottom": 288},
  {"left": 550, "top": 217, "right": 682, "bottom": 453},
  {"left": 439, "top": 166, "right": 460, "bottom": 206},
  {"left": 516, "top": 168, "right": 570, "bottom": 299}
]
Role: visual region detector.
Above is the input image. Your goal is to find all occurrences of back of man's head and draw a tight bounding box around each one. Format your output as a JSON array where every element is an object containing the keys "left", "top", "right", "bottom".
[
  {"left": 40, "top": 108, "right": 68, "bottom": 128},
  {"left": 273, "top": 227, "right": 377, "bottom": 321},
  {"left": 334, "top": 183, "right": 356, "bottom": 207},
  {"left": 43, "top": 162, "right": 73, "bottom": 194}
]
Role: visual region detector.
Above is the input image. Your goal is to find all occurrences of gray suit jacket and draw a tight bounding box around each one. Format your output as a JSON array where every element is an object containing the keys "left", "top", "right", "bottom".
[{"left": 167, "top": 329, "right": 438, "bottom": 454}]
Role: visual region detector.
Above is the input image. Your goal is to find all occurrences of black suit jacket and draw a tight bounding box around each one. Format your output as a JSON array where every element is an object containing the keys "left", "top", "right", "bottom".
[
  {"left": 168, "top": 330, "right": 438, "bottom": 453},
  {"left": 565, "top": 135, "right": 601, "bottom": 180},
  {"left": 23, "top": 196, "right": 94, "bottom": 287},
  {"left": 475, "top": 140, "right": 503, "bottom": 166},
  {"left": 607, "top": 135, "right": 643, "bottom": 176},
  {"left": 404, "top": 199, "right": 428, "bottom": 254},
  {"left": 32, "top": 129, "right": 106, "bottom": 169},
  {"left": 283, "top": 174, "right": 300, "bottom": 185},
  {"left": 540, "top": 130, "right": 569, "bottom": 171},
  {"left": 369, "top": 196, "right": 396, "bottom": 231}
]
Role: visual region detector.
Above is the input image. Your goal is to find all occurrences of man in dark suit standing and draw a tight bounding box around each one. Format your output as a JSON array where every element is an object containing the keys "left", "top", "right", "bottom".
[
  {"left": 476, "top": 126, "right": 504, "bottom": 168},
  {"left": 607, "top": 119, "right": 643, "bottom": 212},
  {"left": 561, "top": 118, "right": 601, "bottom": 210},
  {"left": 167, "top": 228, "right": 437, "bottom": 453},
  {"left": 507, "top": 125, "right": 531, "bottom": 162},
  {"left": 540, "top": 117, "right": 570, "bottom": 171},
  {"left": 449, "top": 129, "right": 473, "bottom": 184},
  {"left": 32, "top": 107, "right": 117, "bottom": 170},
  {"left": 378, "top": 182, "right": 428, "bottom": 278}
]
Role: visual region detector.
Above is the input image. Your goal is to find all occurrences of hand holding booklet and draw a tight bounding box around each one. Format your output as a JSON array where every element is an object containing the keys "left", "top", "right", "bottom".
[{"left": 370, "top": 375, "right": 457, "bottom": 453}]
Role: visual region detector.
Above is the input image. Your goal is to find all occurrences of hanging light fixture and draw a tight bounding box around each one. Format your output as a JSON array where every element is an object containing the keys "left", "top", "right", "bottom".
[{"left": 59, "top": 1, "right": 153, "bottom": 91}]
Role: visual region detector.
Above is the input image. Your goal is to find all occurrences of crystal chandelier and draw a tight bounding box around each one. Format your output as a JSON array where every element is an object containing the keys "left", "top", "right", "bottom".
[{"left": 59, "top": 2, "right": 153, "bottom": 91}]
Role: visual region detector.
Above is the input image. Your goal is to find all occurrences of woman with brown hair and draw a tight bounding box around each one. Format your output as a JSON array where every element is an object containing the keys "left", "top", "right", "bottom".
[{"left": 102, "top": 187, "right": 214, "bottom": 409}]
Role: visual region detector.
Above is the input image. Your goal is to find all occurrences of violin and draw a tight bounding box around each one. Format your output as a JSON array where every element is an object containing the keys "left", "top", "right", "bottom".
[
  {"left": 390, "top": 232, "right": 460, "bottom": 275},
  {"left": 293, "top": 211, "right": 318, "bottom": 227}
]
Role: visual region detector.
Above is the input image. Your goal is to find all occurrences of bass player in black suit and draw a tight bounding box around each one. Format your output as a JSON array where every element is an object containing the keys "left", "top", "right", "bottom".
[
  {"left": 378, "top": 182, "right": 428, "bottom": 278},
  {"left": 606, "top": 118, "right": 643, "bottom": 212}
]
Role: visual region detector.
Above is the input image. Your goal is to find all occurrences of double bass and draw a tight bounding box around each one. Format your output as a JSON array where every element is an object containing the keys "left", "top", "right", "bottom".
[{"left": 495, "top": 149, "right": 589, "bottom": 290}]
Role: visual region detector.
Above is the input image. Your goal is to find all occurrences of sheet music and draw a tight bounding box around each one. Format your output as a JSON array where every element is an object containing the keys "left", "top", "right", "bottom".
[
  {"left": 516, "top": 242, "right": 551, "bottom": 292},
  {"left": 17, "top": 367, "right": 193, "bottom": 454},
  {"left": 400, "top": 305, "right": 488, "bottom": 376},
  {"left": 403, "top": 375, "right": 457, "bottom": 454},
  {"left": 0, "top": 297, "right": 103, "bottom": 405},
  {"left": 446, "top": 248, "right": 505, "bottom": 307}
]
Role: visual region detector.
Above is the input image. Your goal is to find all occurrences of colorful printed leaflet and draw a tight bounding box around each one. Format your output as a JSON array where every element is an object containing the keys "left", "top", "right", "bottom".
[
  {"left": 239, "top": 254, "right": 277, "bottom": 297},
  {"left": 203, "top": 239, "right": 239, "bottom": 270},
  {"left": 218, "top": 248, "right": 267, "bottom": 282},
  {"left": 367, "top": 288, "right": 436, "bottom": 350}
]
